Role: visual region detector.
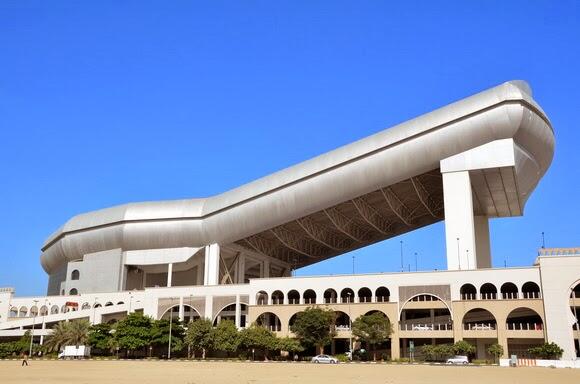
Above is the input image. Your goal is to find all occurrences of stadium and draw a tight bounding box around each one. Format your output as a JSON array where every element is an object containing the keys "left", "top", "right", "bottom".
[{"left": 1, "top": 80, "right": 579, "bottom": 361}]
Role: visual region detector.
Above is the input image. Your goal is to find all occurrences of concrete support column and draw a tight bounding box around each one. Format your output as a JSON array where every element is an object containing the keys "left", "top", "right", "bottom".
[
  {"left": 442, "top": 170, "right": 476, "bottom": 270},
  {"left": 178, "top": 296, "right": 184, "bottom": 321},
  {"left": 167, "top": 263, "right": 173, "bottom": 287},
  {"left": 204, "top": 244, "right": 220, "bottom": 286},
  {"left": 262, "top": 260, "right": 270, "bottom": 278},
  {"left": 235, "top": 294, "right": 241, "bottom": 329},
  {"left": 390, "top": 335, "right": 400, "bottom": 360},
  {"left": 236, "top": 254, "right": 246, "bottom": 284},
  {"left": 474, "top": 216, "right": 491, "bottom": 268},
  {"left": 196, "top": 264, "right": 203, "bottom": 286},
  {"left": 204, "top": 296, "right": 213, "bottom": 321}
]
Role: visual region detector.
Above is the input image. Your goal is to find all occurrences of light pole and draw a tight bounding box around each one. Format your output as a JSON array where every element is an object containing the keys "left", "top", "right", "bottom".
[
  {"left": 92, "top": 297, "right": 98, "bottom": 325},
  {"left": 29, "top": 299, "right": 38, "bottom": 357},
  {"left": 347, "top": 292, "right": 352, "bottom": 360},
  {"left": 352, "top": 255, "right": 355, "bottom": 274},
  {"left": 456, "top": 238, "right": 461, "bottom": 269},
  {"left": 168, "top": 298, "right": 173, "bottom": 359},
  {"left": 40, "top": 299, "right": 49, "bottom": 346},
  {"left": 400, "top": 241, "right": 404, "bottom": 272},
  {"left": 414, "top": 252, "right": 418, "bottom": 272},
  {"left": 129, "top": 292, "right": 133, "bottom": 313},
  {"left": 466, "top": 249, "right": 470, "bottom": 270},
  {"left": 541, "top": 232, "right": 545, "bottom": 249}
]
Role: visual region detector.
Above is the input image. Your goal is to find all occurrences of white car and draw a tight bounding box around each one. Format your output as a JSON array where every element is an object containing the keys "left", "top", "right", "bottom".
[
  {"left": 446, "top": 355, "right": 469, "bottom": 365},
  {"left": 311, "top": 354, "right": 339, "bottom": 364},
  {"left": 412, "top": 324, "right": 433, "bottom": 331},
  {"left": 471, "top": 324, "right": 493, "bottom": 330}
]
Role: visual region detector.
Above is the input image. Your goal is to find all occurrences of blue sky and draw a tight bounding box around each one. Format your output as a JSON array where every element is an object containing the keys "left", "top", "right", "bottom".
[{"left": 1, "top": 1, "right": 579, "bottom": 296}]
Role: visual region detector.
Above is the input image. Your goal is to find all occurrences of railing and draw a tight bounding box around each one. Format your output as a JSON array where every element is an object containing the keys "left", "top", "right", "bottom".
[
  {"left": 341, "top": 297, "right": 353, "bottom": 303},
  {"left": 480, "top": 293, "right": 497, "bottom": 300},
  {"left": 257, "top": 299, "right": 267, "bottom": 305},
  {"left": 460, "top": 293, "right": 477, "bottom": 300},
  {"left": 324, "top": 298, "right": 337, "bottom": 304},
  {"left": 335, "top": 325, "right": 351, "bottom": 331},
  {"left": 506, "top": 322, "right": 543, "bottom": 331},
  {"left": 502, "top": 292, "right": 519, "bottom": 300},
  {"left": 358, "top": 297, "right": 372, "bottom": 303},
  {"left": 400, "top": 323, "right": 453, "bottom": 331},
  {"left": 271, "top": 298, "right": 284, "bottom": 305},
  {"left": 464, "top": 322, "right": 496, "bottom": 331},
  {"left": 522, "top": 292, "right": 541, "bottom": 299},
  {"left": 288, "top": 298, "right": 300, "bottom": 305},
  {"left": 410, "top": 295, "right": 439, "bottom": 302},
  {"left": 304, "top": 298, "right": 316, "bottom": 304},
  {"left": 375, "top": 296, "right": 390, "bottom": 303}
]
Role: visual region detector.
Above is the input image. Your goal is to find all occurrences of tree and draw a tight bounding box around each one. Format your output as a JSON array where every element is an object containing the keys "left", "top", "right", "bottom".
[
  {"left": 351, "top": 312, "right": 393, "bottom": 361},
  {"left": 487, "top": 343, "right": 504, "bottom": 363},
  {"left": 88, "top": 323, "right": 114, "bottom": 353},
  {"left": 114, "top": 312, "right": 153, "bottom": 356},
  {"left": 43, "top": 322, "right": 71, "bottom": 353},
  {"left": 290, "top": 307, "right": 336, "bottom": 354},
  {"left": 275, "top": 337, "right": 304, "bottom": 357},
  {"left": 527, "top": 342, "right": 564, "bottom": 360},
  {"left": 0, "top": 332, "right": 31, "bottom": 358},
  {"left": 240, "top": 324, "right": 277, "bottom": 360},
  {"left": 185, "top": 318, "right": 214, "bottom": 359},
  {"left": 452, "top": 340, "right": 476, "bottom": 356},
  {"left": 150, "top": 318, "right": 185, "bottom": 356},
  {"left": 67, "top": 319, "right": 91, "bottom": 346},
  {"left": 213, "top": 320, "right": 241, "bottom": 356}
]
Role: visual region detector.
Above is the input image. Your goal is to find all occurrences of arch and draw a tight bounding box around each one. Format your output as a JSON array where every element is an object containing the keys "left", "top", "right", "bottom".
[
  {"left": 30, "top": 306, "right": 38, "bottom": 317},
  {"left": 50, "top": 305, "right": 59, "bottom": 314},
  {"left": 375, "top": 286, "right": 390, "bottom": 302},
  {"left": 256, "top": 290, "right": 268, "bottom": 305},
  {"left": 61, "top": 305, "right": 69, "bottom": 313},
  {"left": 364, "top": 309, "right": 389, "bottom": 319},
  {"left": 39, "top": 306, "right": 48, "bottom": 316},
  {"left": 289, "top": 313, "right": 299, "bottom": 328},
  {"left": 460, "top": 283, "right": 477, "bottom": 300},
  {"left": 571, "top": 281, "right": 580, "bottom": 299},
  {"left": 399, "top": 294, "right": 453, "bottom": 331},
  {"left": 462, "top": 308, "right": 497, "bottom": 330},
  {"left": 105, "top": 302, "right": 113, "bottom": 306},
  {"left": 303, "top": 289, "right": 316, "bottom": 304},
  {"left": 71, "top": 270, "right": 80, "bottom": 280},
  {"left": 522, "top": 282, "right": 541, "bottom": 299},
  {"left": 161, "top": 304, "right": 202, "bottom": 323},
  {"left": 19, "top": 306, "right": 28, "bottom": 317},
  {"left": 93, "top": 303, "right": 102, "bottom": 308},
  {"left": 506, "top": 307, "right": 543, "bottom": 330},
  {"left": 9, "top": 307, "right": 18, "bottom": 317},
  {"left": 212, "top": 303, "right": 248, "bottom": 326},
  {"left": 117, "top": 301, "right": 124, "bottom": 305},
  {"left": 256, "top": 312, "right": 282, "bottom": 332},
  {"left": 500, "top": 282, "right": 519, "bottom": 299},
  {"left": 340, "top": 288, "right": 354, "bottom": 303},
  {"left": 81, "top": 302, "right": 91, "bottom": 310},
  {"left": 334, "top": 311, "right": 351, "bottom": 330},
  {"left": 288, "top": 290, "right": 300, "bottom": 305},
  {"left": 358, "top": 287, "right": 372, "bottom": 303},
  {"left": 69, "top": 288, "right": 78, "bottom": 295},
  {"left": 480, "top": 283, "right": 497, "bottom": 300},
  {"left": 323, "top": 288, "right": 338, "bottom": 304},
  {"left": 271, "top": 290, "right": 284, "bottom": 305}
]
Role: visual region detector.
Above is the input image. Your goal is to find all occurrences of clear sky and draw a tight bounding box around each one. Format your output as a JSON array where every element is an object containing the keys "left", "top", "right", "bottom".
[{"left": 1, "top": 1, "right": 579, "bottom": 296}]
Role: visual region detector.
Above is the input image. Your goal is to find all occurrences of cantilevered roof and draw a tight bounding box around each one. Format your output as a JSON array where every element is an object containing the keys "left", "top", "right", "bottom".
[{"left": 40, "top": 81, "right": 554, "bottom": 273}]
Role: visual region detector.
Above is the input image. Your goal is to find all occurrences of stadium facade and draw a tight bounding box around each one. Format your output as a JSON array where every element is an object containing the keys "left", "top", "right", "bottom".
[{"left": 1, "top": 81, "right": 579, "bottom": 360}]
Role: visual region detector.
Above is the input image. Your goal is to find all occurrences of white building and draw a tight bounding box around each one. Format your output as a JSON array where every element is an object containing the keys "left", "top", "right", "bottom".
[{"left": 2, "top": 80, "right": 579, "bottom": 360}]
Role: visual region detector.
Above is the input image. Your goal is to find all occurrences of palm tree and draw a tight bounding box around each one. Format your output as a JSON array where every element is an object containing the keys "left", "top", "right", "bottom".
[
  {"left": 43, "top": 322, "right": 71, "bottom": 352},
  {"left": 43, "top": 319, "right": 91, "bottom": 352}
]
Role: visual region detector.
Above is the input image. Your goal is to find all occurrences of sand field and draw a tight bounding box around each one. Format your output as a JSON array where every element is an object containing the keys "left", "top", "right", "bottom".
[{"left": 1, "top": 360, "right": 580, "bottom": 384}]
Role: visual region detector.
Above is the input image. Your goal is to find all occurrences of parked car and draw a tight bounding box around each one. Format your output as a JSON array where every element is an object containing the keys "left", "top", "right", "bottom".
[
  {"left": 412, "top": 324, "right": 433, "bottom": 331},
  {"left": 446, "top": 355, "right": 469, "bottom": 365},
  {"left": 471, "top": 324, "right": 493, "bottom": 330},
  {"left": 311, "top": 354, "right": 339, "bottom": 364}
]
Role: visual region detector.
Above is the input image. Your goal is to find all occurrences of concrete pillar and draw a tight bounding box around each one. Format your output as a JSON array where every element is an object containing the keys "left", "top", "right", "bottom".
[
  {"left": 236, "top": 254, "right": 246, "bottom": 284},
  {"left": 204, "top": 244, "right": 220, "bottom": 286},
  {"left": 235, "top": 294, "right": 241, "bottom": 329},
  {"left": 474, "top": 216, "right": 491, "bottom": 268},
  {"left": 178, "top": 296, "right": 184, "bottom": 321},
  {"left": 442, "top": 171, "right": 476, "bottom": 270},
  {"left": 390, "top": 335, "right": 400, "bottom": 360},
  {"left": 263, "top": 260, "right": 270, "bottom": 278},
  {"left": 204, "top": 296, "right": 213, "bottom": 321},
  {"left": 196, "top": 264, "right": 203, "bottom": 286},
  {"left": 167, "top": 263, "right": 173, "bottom": 287}
]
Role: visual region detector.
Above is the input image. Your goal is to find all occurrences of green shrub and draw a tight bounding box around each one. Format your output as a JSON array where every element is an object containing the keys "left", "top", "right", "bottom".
[
  {"left": 527, "top": 342, "right": 564, "bottom": 360},
  {"left": 335, "top": 353, "right": 349, "bottom": 362}
]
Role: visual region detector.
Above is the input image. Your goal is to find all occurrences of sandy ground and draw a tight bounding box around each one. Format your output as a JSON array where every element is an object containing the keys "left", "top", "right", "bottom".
[{"left": 1, "top": 360, "right": 580, "bottom": 384}]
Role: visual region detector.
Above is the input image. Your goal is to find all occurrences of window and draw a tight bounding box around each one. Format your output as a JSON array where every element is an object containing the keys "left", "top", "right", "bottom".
[
  {"left": 71, "top": 270, "right": 80, "bottom": 280},
  {"left": 69, "top": 288, "right": 78, "bottom": 295}
]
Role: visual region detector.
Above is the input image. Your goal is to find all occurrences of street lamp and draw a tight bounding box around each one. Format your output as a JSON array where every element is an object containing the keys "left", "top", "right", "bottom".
[
  {"left": 92, "top": 297, "right": 98, "bottom": 325},
  {"left": 456, "top": 238, "right": 461, "bottom": 269},
  {"left": 168, "top": 298, "right": 173, "bottom": 359},
  {"left": 414, "top": 252, "right": 418, "bottom": 272},
  {"left": 29, "top": 299, "right": 38, "bottom": 357},
  {"left": 400, "top": 241, "right": 404, "bottom": 272},
  {"left": 347, "top": 292, "right": 352, "bottom": 360}
]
